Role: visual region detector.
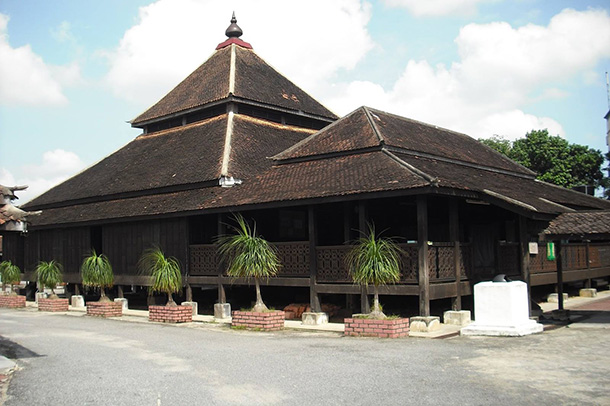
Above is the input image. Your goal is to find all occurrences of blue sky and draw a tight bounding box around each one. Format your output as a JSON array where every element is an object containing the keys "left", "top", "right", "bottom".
[{"left": 1, "top": 0, "right": 610, "bottom": 202}]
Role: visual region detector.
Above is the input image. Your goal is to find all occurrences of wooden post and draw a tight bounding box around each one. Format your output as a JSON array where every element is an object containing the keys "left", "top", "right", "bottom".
[
  {"left": 75, "top": 284, "right": 80, "bottom": 296},
  {"left": 450, "top": 199, "right": 461, "bottom": 311},
  {"left": 117, "top": 285, "right": 124, "bottom": 299},
  {"left": 308, "top": 206, "right": 321, "bottom": 312},
  {"left": 186, "top": 284, "right": 193, "bottom": 302},
  {"left": 417, "top": 195, "right": 430, "bottom": 317},
  {"left": 358, "top": 201, "right": 370, "bottom": 314},
  {"left": 556, "top": 240, "right": 564, "bottom": 311},
  {"left": 343, "top": 202, "right": 353, "bottom": 310},
  {"left": 585, "top": 240, "right": 592, "bottom": 289},
  {"left": 217, "top": 213, "right": 226, "bottom": 304},
  {"left": 518, "top": 215, "right": 531, "bottom": 315}
]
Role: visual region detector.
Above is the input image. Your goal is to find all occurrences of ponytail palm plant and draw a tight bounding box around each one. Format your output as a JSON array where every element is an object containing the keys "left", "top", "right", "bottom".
[
  {"left": 346, "top": 225, "right": 402, "bottom": 319},
  {"left": 35, "top": 260, "right": 64, "bottom": 299},
  {"left": 81, "top": 250, "right": 114, "bottom": 302},
  {"left": 217, "top": 214, "right": 280, "bottom": 313},
  {"left": 0, "top": 261, "right": 22, "bottom": 295},
  {"left": 138, "top": 247, "right": 182, "bottom": 306}
]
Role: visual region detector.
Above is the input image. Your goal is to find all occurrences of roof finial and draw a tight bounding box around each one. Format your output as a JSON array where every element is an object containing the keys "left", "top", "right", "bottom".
[{"left": 225, "top": 12, "right": 243, "bottom": 38}]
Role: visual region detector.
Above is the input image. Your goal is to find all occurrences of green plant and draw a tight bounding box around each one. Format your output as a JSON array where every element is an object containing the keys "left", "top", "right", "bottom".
[
  {"left": 345, "top": 224, "right": 402, "bottom": 319},
  {"left": 81, "top": 250, "right": 114, "bottom": 302},
  {"left": 0, "top": 261, "right": 21, "bottom": 295},
  {"left": 35, "top": 260, "right": 64, "bottom": 299},
  {"left": 217, "top": 214, "right": 280, "bottom": 313},
  {"left": 138, "top": 247, "right": 182, "bottom": 306}
]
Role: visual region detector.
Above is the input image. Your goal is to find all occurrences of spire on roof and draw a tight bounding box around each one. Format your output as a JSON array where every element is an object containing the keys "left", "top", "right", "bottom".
[
  {"left": 215, "top": 12, "right": 252, "bottom": 50},
  {"left": 225, "top": 12, "right": 243, "bottom": 38}
]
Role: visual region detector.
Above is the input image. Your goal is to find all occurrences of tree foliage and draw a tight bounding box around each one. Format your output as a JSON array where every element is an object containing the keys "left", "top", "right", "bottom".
[
  {"left": 217, "top": 214, "right": 280, "bottom": 312},
  {"left": 138, "top": 247, "right": 182, "bottom": 306},
  {"left": 81, "top": 250, "right": 114, "bottom": 302},
  {"left": 480, "top": 130, "right": 606, "bottom": 190},
  {"left": 35, "top": 260, "right": 63, "bottom": 298},
  {"left": 0, "top": 261, "right": 21, "bottom": 295},
  {"left": 345, "top": 225, "right": 402, "bottom": 319}
]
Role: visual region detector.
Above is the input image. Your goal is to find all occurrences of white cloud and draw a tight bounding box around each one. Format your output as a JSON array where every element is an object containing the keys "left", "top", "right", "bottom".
[
  {"left": 104, "top": 0, "right": 374, "bottom": 107},
  {"left": 326, "top": 8, "right": 610, "bottom": 140},
  {"left": 382, "top": 0, "right": 489, "bottom": 17},
  {"left": 0, "top": 149, "right": 85, "bottom": 204},
  {"left": 51, "top": 21, "right": 75, "bottom": 43},
  {"left": 0, "top": 13, "right": 82, "bottom": 107}
]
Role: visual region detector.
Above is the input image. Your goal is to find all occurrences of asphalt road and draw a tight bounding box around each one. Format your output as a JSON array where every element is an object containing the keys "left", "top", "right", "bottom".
[{"left": 1, "top": 308, "right": 609, "bottom": 406}]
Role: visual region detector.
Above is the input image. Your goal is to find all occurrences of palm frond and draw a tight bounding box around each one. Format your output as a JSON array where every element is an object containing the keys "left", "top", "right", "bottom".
[
  {"left": 35, "top": 260, "right": 63, "bottom": 290},
  {"left": 345, "top": 224, "right": 402, "bottom": 287},
  {"left": 0, "top": 261, "right": 21, "bottom": 285},
  {"left": 217, "top": 214, "right": 280, "bottom": 280},
  {"left": 138, "top": 247, "right": 182, "bottom": 295},
  {"left": 81, "top": 250, "right": 114, "bottom": 289}
]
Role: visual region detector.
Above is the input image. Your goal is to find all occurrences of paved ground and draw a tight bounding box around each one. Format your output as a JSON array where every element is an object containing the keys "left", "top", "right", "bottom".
[{"left": 1, "top": 300, "right": 609, "bottom": 406}]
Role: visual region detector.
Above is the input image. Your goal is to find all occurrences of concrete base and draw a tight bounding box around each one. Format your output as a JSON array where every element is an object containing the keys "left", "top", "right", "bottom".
[
  {"left": 551, "top": 309, "right": 571, "bottom": 321},
  {"left": 302, "top": 312, "right": 328, "bottom": 325},
  {"left": 579, "top": 288, "right": 597, "bottom": 298},
  {"left": 35, "top": 292, "right": 47, "bottom": 303},
  {"left": 443, "top": 310, "right": 472, "bottom": 326},
  {"left": 181, "top": 301, "right": 198, "bottom": 316},
  {"left": 461, "top": 320, "right": 543, "bottom": 336},
  {"left": 214, "top": 303, "right": 231, "bottom": 320},
  {"left": 71, "top": 295, "right": 85, "bottom": 308},
  {"left": 410, "top": 316, "right": 441, "bottom": 332},
  {"left": 114, "top": 298, "right": 128, "bottom": 311},
  {"left": 547, "top": 293, "right": 568, "bottom": 303}
]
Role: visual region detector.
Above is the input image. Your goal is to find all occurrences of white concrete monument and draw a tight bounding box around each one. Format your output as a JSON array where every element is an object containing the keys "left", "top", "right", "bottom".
[{"left": 461, "top": 281, "right": 543, "bottom": 336}]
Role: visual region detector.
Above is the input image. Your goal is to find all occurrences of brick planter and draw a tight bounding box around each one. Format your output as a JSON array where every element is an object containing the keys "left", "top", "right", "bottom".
[
  {"left": 148, "top": 305, "right": 193, "bottom": 323},
  {"left": 86, "top": 301, "right": 123, "bottom": 318},
  {"left": 38, "top": 298, "right": 69, "bottom": 312},
  {"left": 231, "top": 310, "right": 285, "bottom": 331},
  {"left": 0, "top": 295, "right": 26, "bottom": 308},
  {"left": 344, "top": 317, "right": 410, "bottom": 338}
]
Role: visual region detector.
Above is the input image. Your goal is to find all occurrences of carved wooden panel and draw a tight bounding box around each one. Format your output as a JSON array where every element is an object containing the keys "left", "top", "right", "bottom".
[
  {"left": 564, "top": 244, "right": 587, "bottom": 271},
  {"left": 316, "top": 246, "right": 351, "bottom": 282},
  {"left": 189, "top": 244, "right": 219, "bottom": 276},
  {"left": 275, "top": 242, "right": 309, "bottom": 277},
  {"left": 498, "top": 243, "right": 520, "bottom": 276},
  {"left": 588, "top": 244, "right": 601, "bottom": 268},
  {"left": 398, "top": 244, "right": 418, "bottom": 282}
]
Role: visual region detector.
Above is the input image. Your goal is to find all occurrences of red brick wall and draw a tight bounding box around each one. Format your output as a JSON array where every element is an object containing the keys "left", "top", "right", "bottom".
[
  {"left": 231, "top": 310, "right": 285, "bottom": 331},
  {"left": 148, "top": 305, "right": 192, "bottom": 323},
  {"left": 38, "top": 298, "right": 69, "bottom": 312},
  {"left": 86, "top": 301, "right": 123, "bottom": 318},
  {"left": 0, "top": 295, "right": 26, "bottom": 308},
  {"left": 344, "top": 317, "right": 410, "bottom": 338}
]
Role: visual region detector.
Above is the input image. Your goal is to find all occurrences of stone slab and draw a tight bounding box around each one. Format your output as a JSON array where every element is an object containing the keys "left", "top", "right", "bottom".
[
  {"left": 547, "top": 293, "right": 569, "bottom": 303},
  {"left": 579, "top": 288, "right": 597, "bottom": 298},
  {"left": 410, "top": 316, "right": 440, "bottom": 332},
  {"left": 214, "top": 303, "right": 231, "bottom": 320},
  {"left": 302, "top": 312, "right": 328, "bottom": 325},
  {"left": 461, "top": 320, "right": 544, "bottom": 336},
  {"left": 114, "top": 298, "right": 129, "bottom": 311},
  {"left": 181, "top": 301, "right": 198, "bottom": 316},
  {"left": 71, "top": 295, "right": 85, "bottom": 308},
  {"left": 443, "top": 310, "right": 472, "bottom": 326}
]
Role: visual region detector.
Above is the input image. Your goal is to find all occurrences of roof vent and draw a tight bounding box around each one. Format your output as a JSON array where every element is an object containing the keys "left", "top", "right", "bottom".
[{"left": 225, "top": 12, "right": 243, "bottom": 38}]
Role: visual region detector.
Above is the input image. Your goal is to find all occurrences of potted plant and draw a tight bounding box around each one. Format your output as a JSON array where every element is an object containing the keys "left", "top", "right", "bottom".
[
  {"left": 217, "top": 214, "right": 284, "bottom": 331},
  {"left": 81, "top": 250, "right": 122, "bottom": 317},
  {"left": 0, "top": 261, "right": 26, "bottom": 308},
  {"left": 138, "top": 247, "right": 191, "bottom": 323},
  {"left": 344, "top": 225, "right": 409, "bottom": 338},
  {"left": 35, "top": 260, "right": 68, "bottom": 312}
]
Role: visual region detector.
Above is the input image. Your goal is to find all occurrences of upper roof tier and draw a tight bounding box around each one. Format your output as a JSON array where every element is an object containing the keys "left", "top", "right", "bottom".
[{"left": 131, "top": 16, "right": 337, "bottom": 127}]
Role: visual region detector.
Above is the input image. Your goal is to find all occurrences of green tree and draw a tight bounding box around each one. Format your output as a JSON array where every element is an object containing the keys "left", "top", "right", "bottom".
[
  {"left": 35, "top": 260, "right": 63, "bottom": 299},
  {"left": 138, "top": 247, "right": 182, "bottom": 306},
  {"left": 345, "top": 225, "right": 402, "bottom": 320},
  {"left": 480, "top": 130, "right": 606, "bottom": 190},
  {"left": 217, "top": 214, "right": 280, "bottom": 313},
  {"left": 0, "top": 261, "right": 21, "bottom": 295},
  {"left": 81, "top": 250, "right": 114, "bottom": 302}
]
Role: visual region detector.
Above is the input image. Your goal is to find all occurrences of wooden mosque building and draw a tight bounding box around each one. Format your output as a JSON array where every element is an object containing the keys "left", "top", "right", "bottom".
[{"left": 4, "top": 16, "right": 610, "bottom": 316}]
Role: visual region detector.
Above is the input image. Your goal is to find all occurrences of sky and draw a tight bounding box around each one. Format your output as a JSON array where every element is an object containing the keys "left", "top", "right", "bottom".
[{"left": 1, "top": 0, "right": 610, "bottom": 203}]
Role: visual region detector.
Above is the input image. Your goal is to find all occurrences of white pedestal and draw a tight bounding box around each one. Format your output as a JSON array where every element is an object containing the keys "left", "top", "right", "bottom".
[
  {"left": 114, "top": 298, "right": 128, "bottom": 311},
  {"left": 302, "top": 312, "right": 328, "bottom": 325},
  {"left": 71, "top": 295, "right": 85, "bottom": 307},
  {"left": 181, "top": 301, "right": 198, "bottom": 316},
  {"left": 461, "top": 281, "right": 543, "bottom": 337},
  {"left": 214, "top": 303, "right": 231, "bottom": 320}
]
